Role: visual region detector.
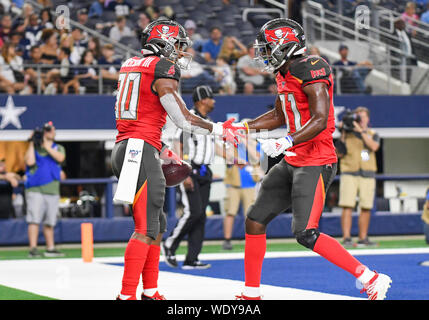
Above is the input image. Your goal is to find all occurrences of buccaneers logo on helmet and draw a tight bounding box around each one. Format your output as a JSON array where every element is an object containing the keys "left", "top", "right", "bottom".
[{"left": 264, "top": 27, "right": 300, "bottom": 44}]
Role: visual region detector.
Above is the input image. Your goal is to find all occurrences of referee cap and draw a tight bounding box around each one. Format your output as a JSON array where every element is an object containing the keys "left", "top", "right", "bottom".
[{"left": 192, "top": 85, "right": 214, "bottom": 103}]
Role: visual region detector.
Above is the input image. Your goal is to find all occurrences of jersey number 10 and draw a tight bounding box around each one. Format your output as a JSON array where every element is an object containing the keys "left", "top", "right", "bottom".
[{"left": 115, "top": 72, "right": 142, "bottom": 120}]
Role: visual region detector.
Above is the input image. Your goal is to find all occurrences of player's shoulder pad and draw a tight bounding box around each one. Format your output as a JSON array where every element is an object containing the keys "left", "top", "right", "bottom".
[
  {"left": 289, "top": 55, "right": 331, "bottom": 86},
  {"left": 154, "top": 57, "right": 181, "bottom": 82}
]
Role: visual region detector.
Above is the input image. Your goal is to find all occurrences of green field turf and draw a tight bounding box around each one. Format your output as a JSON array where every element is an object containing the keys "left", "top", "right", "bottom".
[
  {"left": 0, "top": 238, "right": 427, "bottom": 261},
  {"left": 0, "top": 285, "right": 55, "bottom": 300}
]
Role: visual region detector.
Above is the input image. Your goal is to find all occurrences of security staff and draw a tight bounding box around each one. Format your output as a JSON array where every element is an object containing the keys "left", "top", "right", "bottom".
[{"left": 162, "top": 86, "right": 216, "bottom": 270}]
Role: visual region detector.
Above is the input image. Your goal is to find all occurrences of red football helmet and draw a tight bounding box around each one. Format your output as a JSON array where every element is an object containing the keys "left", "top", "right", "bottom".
[
  {"left": 141, "top": 19, "right": 193, "bottom": 69},
  {"left": 254, "top": 18, "right": 306, "bottom": 72}
]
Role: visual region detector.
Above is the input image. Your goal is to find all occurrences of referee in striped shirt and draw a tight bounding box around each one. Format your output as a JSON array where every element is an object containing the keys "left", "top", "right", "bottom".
[{"left": 163, "top": 86, "right": 216, "bottom": 270}]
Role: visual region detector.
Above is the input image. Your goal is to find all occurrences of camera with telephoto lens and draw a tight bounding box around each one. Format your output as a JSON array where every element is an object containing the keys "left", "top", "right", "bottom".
[
  {"left": 341, "top": 109, "right": 361, "bottom": 132},
  {"left": 30, "top": 122, "right": 53, "bottom": 148}
]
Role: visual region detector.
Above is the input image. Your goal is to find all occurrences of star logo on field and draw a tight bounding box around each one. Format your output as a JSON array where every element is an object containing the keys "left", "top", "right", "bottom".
[{"left": 0, "top": 95, "right": 27, "bottom": 129}]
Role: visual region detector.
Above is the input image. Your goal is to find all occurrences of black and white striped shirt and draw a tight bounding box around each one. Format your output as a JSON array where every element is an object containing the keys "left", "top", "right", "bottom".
[{"left": 174, "top": 108, "right": 215, "bottom": 166}]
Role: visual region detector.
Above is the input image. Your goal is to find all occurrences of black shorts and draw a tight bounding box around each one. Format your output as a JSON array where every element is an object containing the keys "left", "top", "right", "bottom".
[
  {"left": 111, "top": 139, "right": 167, "bottom": 239},
  {"left": 247, "top": 159, "right": 337, "bottom": 235}
]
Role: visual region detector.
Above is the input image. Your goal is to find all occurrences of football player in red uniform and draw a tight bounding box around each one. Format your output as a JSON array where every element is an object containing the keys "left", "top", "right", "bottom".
[
  {"left": 112, "top": 19, "right": 242, "bottom": 300},
  {"left": 234, "top": 18, "right": 392, "bottom": 300}
]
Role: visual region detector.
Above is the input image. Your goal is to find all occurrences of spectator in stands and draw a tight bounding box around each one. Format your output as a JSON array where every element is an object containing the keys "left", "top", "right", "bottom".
[
  {"left": 24, "top": 13, "right": 43, "bottom": 48},
  {"left": 332, "top": 44, "right": 373, "bottom": 94},
  {"left": 218, "top": 36, "right": 247, "bottom": 65},
  {"left": 212, "top": 56, "right": 236, "bottom": 94},
  {"left": 222, "top": 134, "right": 263, "bottom": 250},
  {"left": 337, "top": 106, "right": 380, "bottom": 248},
  {"left": 88, "top": 36, "right": 102, "bottom": 61},
  {"left": 236, "top": 43, "right": 272, "bottom": 94},
  {"left": 390, "top": 18, "right": 417, "bottom": 83},
  {"left": 39, "top": 28, "right": 58, "bottom": 64},
  {"left": 98, "top": 43, "right": 120, "bottom": 91},
  {"left": 184, "top": 19, "right": 203, "bottom": 51},
  {"left": 24, "top": 45, "right": 46, "bottom": 91},
  {"left": 135, "top": 12, "right": 150, "bottom": 42},
  {"left": 0, "top": 14, "right": 13, "bottom": 43},
  {"left": 44, "top": 46, "right": 72, "bottom": 94},
  {"left": 0, "top": 158, "right": 20, "bottom": 219},
  {"left": 109, "top": 16, "right": 134, "bottom": 43},
  {"left": 107, "top": 0, "right": 134, "bottom": 17},
  {"left": 24, "top": 121, "right": 66, "bottom": 258},
  {"left": 180, "top": 47, "right": 220, "bottom": 93},
  {"left": 37, "top": 0, "right": 52, "bottom": 8},
  {"left": 137, "top": 0, "right": 158, "bottom": 19},
  {"left": 0, "top": 41, "right": 32, "bottom": 94},
  {"left": 202, "top": 26, "right": 223, "bottom": 64},
  {"left": 421, "top": 3, "right": 429, "bottom": 24},
  {"left": 39, "top": 8, "right": 54, "bottom": 29},
  {"left": 68, "top": 27, "right": 88, "bottom": 65},
  {"left": 423, "top": 187, "right": 429, "bottom": 244},
  {"left": 68, "top": 49, "right": 99, "bottom": 94},
  {"left": 401, "top": 2, "right": 419, "bottom": 37},
  {"left": 89, "top": 0, "right": 106, "bottom": 18}
]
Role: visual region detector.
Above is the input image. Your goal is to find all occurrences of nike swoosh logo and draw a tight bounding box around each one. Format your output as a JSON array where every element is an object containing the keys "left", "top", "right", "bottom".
[{"left": 311, "top": 59, "right": 320, "bottom": 65}]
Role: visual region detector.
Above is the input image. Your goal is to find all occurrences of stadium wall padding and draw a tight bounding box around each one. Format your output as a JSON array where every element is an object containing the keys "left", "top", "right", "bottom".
[
  {"left": 0, "top": 94, "right": 428, "bottom": 130},
  {"left": 0, "top": 213, "right": 424, "bottom": 245}
]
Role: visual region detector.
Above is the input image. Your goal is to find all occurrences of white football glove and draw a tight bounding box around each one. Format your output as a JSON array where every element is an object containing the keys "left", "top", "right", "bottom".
[{"left": 258, "top": 136, "right": 294, "bottom": 158}]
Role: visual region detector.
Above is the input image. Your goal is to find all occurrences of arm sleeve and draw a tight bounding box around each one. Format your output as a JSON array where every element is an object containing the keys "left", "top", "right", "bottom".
[
  {"left": 289, "top": 56, "right": 332, "bottom": 88},
  {"left": 154, "top": 58, "right": 181, "bottom": 82}
]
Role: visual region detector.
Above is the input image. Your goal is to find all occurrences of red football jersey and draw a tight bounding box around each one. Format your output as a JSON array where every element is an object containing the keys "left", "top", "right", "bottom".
[
  {"left": 115, "top": 55, "right": 180, "bottom": 151},
  {"left": 276, "top": 55, "right": 337, "bottom": 167}
]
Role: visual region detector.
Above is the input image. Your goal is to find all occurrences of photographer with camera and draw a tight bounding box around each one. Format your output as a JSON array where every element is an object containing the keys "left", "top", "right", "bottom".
[
  {"left": 24, "top": 121, "right": 66, "bottom": 258},
  {"left": 337, "top": 107, "right": 380, "bottom": 248}
]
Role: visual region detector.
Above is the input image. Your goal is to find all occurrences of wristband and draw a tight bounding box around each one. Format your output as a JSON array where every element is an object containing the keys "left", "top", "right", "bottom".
[
  {"left": 244, "top": 122, "right": 250, "bottom": 134},
  {"left": 211, "top": 122, "right": 223, "bottom": 136},
  {"left": 285, "top": 135, "right": 294, "bottom": 146}
]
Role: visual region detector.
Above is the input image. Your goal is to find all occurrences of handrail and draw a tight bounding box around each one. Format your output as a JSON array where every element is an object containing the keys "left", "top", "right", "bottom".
[
  {"left": 303, "top": 7, "right": 416, "bottom": 59},
  {"left": 304, "top": 0, "right": 427, "bottom": 59},
  {"left": 242, "top": 7, "right": 284, "bottom": 22}
]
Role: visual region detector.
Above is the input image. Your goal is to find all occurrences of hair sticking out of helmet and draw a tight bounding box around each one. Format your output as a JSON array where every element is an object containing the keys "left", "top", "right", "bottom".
[
  {"left": 141, "top": 19, "right": 193, "bottom": 69},
  {"left": 254, "top": 18, "right": 306, "bottom": 72}
]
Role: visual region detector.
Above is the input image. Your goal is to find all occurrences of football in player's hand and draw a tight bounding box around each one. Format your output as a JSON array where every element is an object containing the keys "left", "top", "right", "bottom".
[{"left": 162, "top": 161, "right": 192, "bottom": 187}]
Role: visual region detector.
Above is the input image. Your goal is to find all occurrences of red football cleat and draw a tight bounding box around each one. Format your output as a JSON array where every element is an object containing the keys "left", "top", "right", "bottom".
[
  {"left": 235, "top": 293, "right": 262, "bottom": 300},
  {"left": 141, "top": 291, "right": 166, "bottom": 300},
  {"left": 116, "top": 294, "right": 136, "bottom": 300}
]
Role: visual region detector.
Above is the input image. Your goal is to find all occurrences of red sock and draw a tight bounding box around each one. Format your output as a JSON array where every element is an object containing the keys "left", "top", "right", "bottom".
[
  {"left": 142, "top": 244, "right": 161, "bottom": 290},
  {"left": 313, "top": 233, "right": 365, "bottom": 278},
  {"left": 121, "top": 239, "right": 150, "bottom": 297},
  {"left": 244, "top": 233, "right": 266, "bottom": 288}
]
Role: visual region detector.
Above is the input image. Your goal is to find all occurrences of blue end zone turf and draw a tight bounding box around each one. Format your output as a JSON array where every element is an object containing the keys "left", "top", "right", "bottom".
[{"left": 108, "top": 253, "right": 429, "bottom": 300}]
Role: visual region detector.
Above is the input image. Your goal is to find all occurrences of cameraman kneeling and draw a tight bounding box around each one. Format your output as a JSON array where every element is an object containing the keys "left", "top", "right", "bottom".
[
  {"left": 337, "top": 107, "right": 380, "bottom": 248},
  {"left": 24, "top": 122, "right": 66, "bottom": 258}
]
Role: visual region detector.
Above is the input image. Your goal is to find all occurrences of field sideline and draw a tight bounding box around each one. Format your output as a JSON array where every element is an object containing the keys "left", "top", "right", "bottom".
[{"left": 0, "top": 235, "right": 428, "bottom": 300}]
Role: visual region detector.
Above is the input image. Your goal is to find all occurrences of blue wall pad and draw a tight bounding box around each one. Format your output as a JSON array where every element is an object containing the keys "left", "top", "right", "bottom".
[{"left": 0, "top": 212, "right": 424, "bottom": 246}]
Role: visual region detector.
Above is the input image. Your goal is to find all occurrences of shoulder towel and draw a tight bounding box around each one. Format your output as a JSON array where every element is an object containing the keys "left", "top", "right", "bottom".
[{"left": 114, "top": 138, "right": 145, "bottom": 204}]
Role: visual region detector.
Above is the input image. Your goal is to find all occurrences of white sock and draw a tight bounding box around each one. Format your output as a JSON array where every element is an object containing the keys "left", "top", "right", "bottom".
[
  {"left": 119, "top": 294, "right": 132, "bottom": 300},
  {"left": 357, "top": 267, "right": 376, "bottom": 285},
  {"left": 144, "top": 288, "right": 158, "bottom": 297},
  {"left": 243, "top": 286, "right": 260, "bottom": 298}
]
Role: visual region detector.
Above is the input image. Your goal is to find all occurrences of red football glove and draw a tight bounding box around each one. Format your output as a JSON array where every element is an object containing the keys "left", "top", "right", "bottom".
[
  {"left": 213, "top": 118, "right": 246, "bottom": 148},
  {"left": 160, "top": 148, "right": 182, "bottom": 165}
]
